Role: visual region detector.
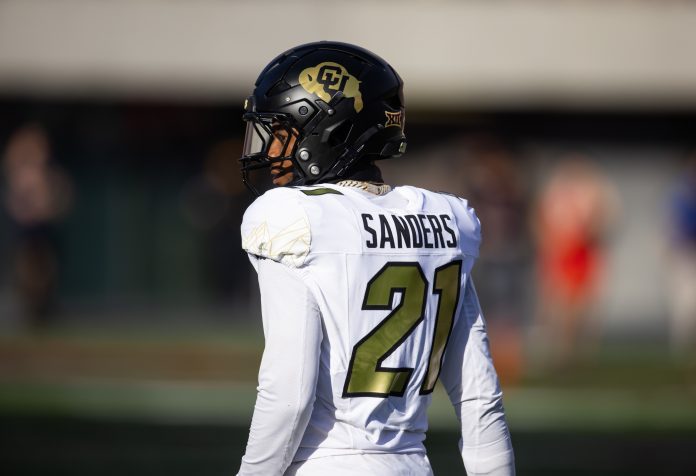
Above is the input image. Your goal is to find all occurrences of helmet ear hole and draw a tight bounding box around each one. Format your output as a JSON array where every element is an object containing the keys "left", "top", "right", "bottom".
[{"left": 327, "top": 120, "right": 353, "bottom": 147}]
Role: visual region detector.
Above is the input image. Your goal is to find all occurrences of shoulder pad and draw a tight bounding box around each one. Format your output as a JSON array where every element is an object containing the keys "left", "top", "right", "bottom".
[{"left": 241, "top": 188, "right": 311, "bottom": 268}]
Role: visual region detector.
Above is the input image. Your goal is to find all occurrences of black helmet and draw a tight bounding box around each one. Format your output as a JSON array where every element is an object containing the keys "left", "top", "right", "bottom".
[{"left": 240, "top": 41, "right": 407, "bottom": 195}]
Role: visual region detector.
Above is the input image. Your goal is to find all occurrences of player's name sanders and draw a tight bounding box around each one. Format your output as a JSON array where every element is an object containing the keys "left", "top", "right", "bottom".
[{"left": 361, "top": 213, "right": 458, "bottom": 249}]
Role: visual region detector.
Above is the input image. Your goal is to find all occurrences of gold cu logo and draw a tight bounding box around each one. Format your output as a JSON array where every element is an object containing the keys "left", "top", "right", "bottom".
[
  {"left": 384, "top": 110, "right": 403, "bottom": 128},
  {"left": 299, "top": 62, "right": 363, "bottom": 112}
]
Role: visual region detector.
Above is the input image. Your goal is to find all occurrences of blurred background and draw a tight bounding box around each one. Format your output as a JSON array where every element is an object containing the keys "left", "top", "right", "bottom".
[{"left": 1, "top": 1, "right": 696, "bottom": 475}]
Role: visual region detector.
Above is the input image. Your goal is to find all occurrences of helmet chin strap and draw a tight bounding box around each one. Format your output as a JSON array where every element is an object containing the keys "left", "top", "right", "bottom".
[{"left": 241, "top": 168, "right": 261, "bottom": 197}]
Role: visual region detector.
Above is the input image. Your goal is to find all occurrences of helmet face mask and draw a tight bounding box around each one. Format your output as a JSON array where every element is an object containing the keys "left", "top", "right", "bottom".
[
  {"left": 240, "top": 41, "right": 407, "bottom": 196},
  {"left": 241, "top": 111, "right": 304, "bottom": 194}
]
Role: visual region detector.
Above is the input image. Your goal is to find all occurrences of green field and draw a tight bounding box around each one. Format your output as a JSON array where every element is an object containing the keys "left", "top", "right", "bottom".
[{"left": 1, "top": 329, "right": 695, "bottom": 475}]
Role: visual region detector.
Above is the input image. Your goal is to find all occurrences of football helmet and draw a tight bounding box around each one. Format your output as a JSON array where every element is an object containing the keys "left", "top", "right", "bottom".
[{"left": 240, "top": 41, "right": 407, "bottom": 195}]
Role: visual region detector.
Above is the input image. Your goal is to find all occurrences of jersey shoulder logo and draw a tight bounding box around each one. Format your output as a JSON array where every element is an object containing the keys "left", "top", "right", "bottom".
[
  {"left": 242, "top": 216, "right": 311, "bottom": 268},
  {"left": 299, "top": 62, "right": 363, "bottom": 112}
]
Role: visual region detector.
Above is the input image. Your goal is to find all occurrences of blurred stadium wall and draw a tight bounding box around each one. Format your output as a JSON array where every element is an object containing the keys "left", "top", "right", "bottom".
[{"left": 1, "top": 0, "right": 696, "bottom": 108}]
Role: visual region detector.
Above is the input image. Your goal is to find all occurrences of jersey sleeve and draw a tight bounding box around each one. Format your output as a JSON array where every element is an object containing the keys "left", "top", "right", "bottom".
[
  {"left": 237, "top": 258, "right": 323, "bottom": 476},
  {"left": 241, "top": 188, "right": 311, "bottom": 268},
  {"left": 459, "top": 199, "right": 482, "bottom": 258},
  {"left": 439, "top": 277, "right": 515, "bottom": 475},
  {"left": 440, "top": 193, "right": 482, "bottom": 258}
]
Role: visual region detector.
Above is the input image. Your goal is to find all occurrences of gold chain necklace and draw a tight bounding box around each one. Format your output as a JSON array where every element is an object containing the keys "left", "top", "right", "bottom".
[{"left": 336, "top": 180, "right": 392, "bottom": 195}]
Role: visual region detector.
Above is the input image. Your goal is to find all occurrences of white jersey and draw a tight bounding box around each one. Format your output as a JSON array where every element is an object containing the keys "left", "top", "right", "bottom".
[{"left": 238, "top": 183, "right": 514, "bottom": 476}]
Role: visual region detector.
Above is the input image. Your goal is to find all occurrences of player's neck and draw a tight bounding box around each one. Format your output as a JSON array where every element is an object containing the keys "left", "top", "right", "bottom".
[{"left": 334, "top": 163, "right": 391, "bottom": 195}]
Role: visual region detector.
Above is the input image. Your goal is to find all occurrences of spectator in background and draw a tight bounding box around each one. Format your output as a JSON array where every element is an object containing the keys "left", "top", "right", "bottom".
[
  {"left": 667, "top": 151, "right": 696, "bottom": 356},
  {"left": 179, "top": 138, "right": 252, "bottom": 305},
  {"left": 464, "top": 137, "right": 530, "bottom": 386},
  {"left": 531, "top": 155, "right": 619, "bottom": 367},
  {"left": 1, "top": 124, "right": 73, "bottom": 327}
]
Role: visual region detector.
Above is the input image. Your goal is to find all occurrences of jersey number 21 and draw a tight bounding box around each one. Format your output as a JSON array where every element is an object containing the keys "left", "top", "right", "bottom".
[{"left": 342, "top": 260, "right": 462, "bottom": 398}]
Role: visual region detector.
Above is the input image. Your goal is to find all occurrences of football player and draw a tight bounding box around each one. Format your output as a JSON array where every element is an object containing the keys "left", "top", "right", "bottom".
[{"left": 237, "top": 41, "right": 515, "bottom": 476}]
